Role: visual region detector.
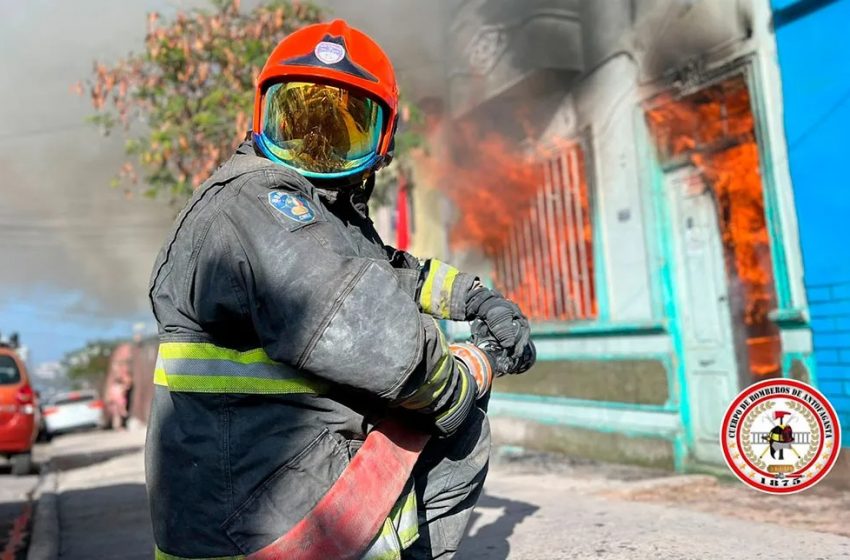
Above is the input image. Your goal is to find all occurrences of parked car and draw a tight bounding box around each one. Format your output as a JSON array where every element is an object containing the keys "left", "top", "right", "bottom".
[
  {"left": 0, "top": 344, "right": 38, "bottom": 476},
  {"left": 36, "top": 393, "right": 53, "bottom": 443},
  {"left": 42, "top": 390, "right": 104, "bottom": 435}
]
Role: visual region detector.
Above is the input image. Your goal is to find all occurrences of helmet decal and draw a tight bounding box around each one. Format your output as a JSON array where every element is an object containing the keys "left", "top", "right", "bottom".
[
  {"left": 315, "top": 41, "right": 345, "bottom": 65},
  {"left": 281, "top": 35, "right": 378, "bottom": 84}
]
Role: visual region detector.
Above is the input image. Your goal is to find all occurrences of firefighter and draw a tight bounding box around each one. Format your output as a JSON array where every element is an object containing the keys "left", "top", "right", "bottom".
[
  {"left": 146, "top": 19, "right": 535, "bottom": 560},
  {"left": 768, "top": 411, "right": 794, "bottom": 460}
]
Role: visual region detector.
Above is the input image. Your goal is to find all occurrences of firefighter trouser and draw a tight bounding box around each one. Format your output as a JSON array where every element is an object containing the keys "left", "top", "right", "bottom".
[
  {"left": 152, "top": 342, "right": 491, "bottom": 559},
  {"left": 404, "top": 403, "right": 491, "bottom": 559}
]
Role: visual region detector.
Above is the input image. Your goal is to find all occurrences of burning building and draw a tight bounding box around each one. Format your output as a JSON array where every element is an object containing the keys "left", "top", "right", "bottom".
[{"left": 326, "top": 0, "right": 843, "bottom": 473}]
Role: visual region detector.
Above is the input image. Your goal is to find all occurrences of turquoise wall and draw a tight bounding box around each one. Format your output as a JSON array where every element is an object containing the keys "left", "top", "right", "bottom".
[{"left": 772, "top": 0, "right": 850, "bottom": 443}]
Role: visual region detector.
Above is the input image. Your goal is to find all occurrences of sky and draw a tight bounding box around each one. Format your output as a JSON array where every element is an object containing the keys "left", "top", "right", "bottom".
[{"left": 0, "top": 0, "right": 450, "bottom": 368}]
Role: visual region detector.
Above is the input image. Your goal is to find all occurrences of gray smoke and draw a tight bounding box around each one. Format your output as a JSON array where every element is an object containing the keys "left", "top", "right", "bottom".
[
  {"left": 0, "top": 0, "right": 457, "bottom": 320},
  {"left": 318, "top": 0, "right": 458, "bottom": 104},
  {"left": 0, "top": 0, "right": 200, "bottom": 318}
]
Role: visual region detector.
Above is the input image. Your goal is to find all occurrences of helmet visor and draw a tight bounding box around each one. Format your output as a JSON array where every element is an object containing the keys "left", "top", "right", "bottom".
[{"left": 259, "top": 81, "right": 384, "bottom": 176}]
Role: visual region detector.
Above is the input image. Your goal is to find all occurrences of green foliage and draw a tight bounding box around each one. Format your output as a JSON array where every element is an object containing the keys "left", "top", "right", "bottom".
[
  {"left": 63, "top": 340, "right": 121, "bottom": 389},
  {"left": 81, "top": 0, "right": 322, "bottom": 202}
]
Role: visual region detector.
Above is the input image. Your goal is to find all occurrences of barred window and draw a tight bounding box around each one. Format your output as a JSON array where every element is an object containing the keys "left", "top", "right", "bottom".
[{"left": 493, "top": 142, "right": 597, "bottom": 321}]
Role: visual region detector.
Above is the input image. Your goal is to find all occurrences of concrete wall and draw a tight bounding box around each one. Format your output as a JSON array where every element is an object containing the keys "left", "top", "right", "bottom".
[{"left": 771, "top": 0, "right": 850, "bottom": 441}]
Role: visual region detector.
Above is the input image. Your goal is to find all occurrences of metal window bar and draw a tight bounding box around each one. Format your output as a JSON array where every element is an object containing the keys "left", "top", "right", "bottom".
[{"left": 494, "top": 143, "right": 597, "bottom": 322}]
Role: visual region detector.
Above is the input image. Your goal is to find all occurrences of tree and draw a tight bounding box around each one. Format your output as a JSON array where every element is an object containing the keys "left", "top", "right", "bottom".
[
  {"left": 80, "top": 0, "right": 322, "bottom": 201},
  {"left": 63, "top": 340, "right": 120, "bottom": 389}
]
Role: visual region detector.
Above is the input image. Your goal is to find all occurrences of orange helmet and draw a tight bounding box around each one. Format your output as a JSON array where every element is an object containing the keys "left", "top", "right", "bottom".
[{"left": 252, "top": 19, "right": 399, "bottom": 184}]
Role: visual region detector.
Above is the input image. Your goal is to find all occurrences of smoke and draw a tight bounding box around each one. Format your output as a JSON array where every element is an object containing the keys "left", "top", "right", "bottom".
[
  {"left": 0, "top": 0, "right": 198, "bottom": 318},
  {"left": 0, "top": 0, "right": 453, "bottom": 322},
  {"left": 317, "top": 0, "right": 458, "bottom": 104},
  {"left": 632, "top": 0, "right": 753, "bottom": 82},
  {"left": 0, "top": 141, "right": 173, "bottom": 317},
  {"left": 0, "top": 0, "right": 755, "bottom": 323}
]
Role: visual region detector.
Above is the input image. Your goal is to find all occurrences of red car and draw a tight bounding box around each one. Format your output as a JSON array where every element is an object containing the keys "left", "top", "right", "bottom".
[{"left": 0, "top": 343, "right": 38, "bottom": 475}]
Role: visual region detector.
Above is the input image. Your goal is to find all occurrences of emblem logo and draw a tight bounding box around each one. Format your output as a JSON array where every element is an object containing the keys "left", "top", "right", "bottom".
[
  {"left": 466, "top": 27, "right": 507, "bottom": 76},
  {"left": 721, "top": 379, "right": 841, "bottom": 494},
  {"left": 267, "top": 192, "right": 316, "bottom": 224},
  {"left": 314, "top": 41, "right": 345, "bottom": 65}
]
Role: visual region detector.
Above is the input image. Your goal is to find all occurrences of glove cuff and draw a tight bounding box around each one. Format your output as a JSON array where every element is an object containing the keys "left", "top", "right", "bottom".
[{"left": 450, "top": 342, "right": 493, "bottom": 399}]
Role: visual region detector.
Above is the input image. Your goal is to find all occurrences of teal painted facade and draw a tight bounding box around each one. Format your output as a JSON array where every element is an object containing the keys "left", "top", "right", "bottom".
[
  {"left": 437, "top": 0, "right": 817, "bottom": 471},
  {"left": 771, "top": 0, "right": 850, "bottom": 444}
]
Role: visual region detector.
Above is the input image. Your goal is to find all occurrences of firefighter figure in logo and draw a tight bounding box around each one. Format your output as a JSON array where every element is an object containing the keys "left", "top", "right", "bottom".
[
  {"left": 766, "top": 411, "right": 796, "bottom": 461},
  {"left": 146, "top": 19, "right": 536, "bottom": 560}
]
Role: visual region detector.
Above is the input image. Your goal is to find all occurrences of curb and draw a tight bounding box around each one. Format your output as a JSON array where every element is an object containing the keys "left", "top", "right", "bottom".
[{"left": 26, "top": 469, "right": 59, "bottom": 560}]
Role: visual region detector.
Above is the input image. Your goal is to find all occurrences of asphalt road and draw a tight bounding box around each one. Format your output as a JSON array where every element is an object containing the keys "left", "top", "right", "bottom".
[
  {"left": 0, "top": 441, "right": 46, "bottom": 559},
  {"left": 0, "top": 428, "right": 145, "bottom": 560},
  {"left": 7, "top": 429, "right": 850, "bottom": 559}
]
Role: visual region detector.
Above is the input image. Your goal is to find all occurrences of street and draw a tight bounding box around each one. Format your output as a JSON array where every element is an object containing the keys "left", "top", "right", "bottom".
[
  {"left": 3, "top": 429, "right": 850, "bottom": 559},
  {"left": 0, "top": 430, "right": 148, "bottom": 560},
  {"left": 0, "top": 446, "right": 41, "bottom": 560}
]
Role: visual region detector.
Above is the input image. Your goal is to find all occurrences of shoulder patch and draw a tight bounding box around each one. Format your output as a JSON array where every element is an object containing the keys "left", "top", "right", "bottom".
[{"left": 267, "top": 191, "right": 316, "bottom": 224}]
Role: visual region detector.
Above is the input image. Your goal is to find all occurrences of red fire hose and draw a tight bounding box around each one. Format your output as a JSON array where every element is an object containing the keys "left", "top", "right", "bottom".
[{"left": 247, "top": 420, "right": 430, "bottom": 560}]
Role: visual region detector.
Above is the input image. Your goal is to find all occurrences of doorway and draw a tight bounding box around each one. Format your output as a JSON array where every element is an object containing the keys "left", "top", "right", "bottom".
[
  {"left": 646, "top": 73, "right": 782, "bottom": 464},
  {"left": 665, "top": 167, "right": 741, "bottom": 464}
]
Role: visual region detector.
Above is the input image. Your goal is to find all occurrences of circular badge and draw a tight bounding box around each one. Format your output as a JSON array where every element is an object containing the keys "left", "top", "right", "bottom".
[
  {"left": 314, "top": 41, "right": 345, "bottom": 65},
  {"left": 466, "top": 27, "right": 507, "bottom": 76},
  {"left": 721, "top": 379, "right": 841, "bottom": 494}
]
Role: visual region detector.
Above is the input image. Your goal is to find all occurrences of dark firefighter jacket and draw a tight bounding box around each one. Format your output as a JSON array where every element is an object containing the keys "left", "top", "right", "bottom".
[{"left": 146, "top": 141, "right": 478, "bottom": 560}]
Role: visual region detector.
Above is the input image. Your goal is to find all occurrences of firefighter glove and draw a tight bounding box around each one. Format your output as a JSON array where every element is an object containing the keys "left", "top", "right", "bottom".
[
  {"left": 465, "top": 286, "right": 530, "bottom": 359},
  {"left": 471, "top": 319, "right": 537, "bottom": 376}
]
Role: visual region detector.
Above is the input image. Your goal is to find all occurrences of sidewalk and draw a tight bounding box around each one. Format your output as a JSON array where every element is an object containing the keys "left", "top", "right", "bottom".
[
  {"left": 31, "top": 430, "right": 850, "bottom": 559},
  {"left": 459, "top": 463, "right": 850, "bottom": 559},
  {"left": 34, "top": 429, "right": 150, "bottom": 560}
]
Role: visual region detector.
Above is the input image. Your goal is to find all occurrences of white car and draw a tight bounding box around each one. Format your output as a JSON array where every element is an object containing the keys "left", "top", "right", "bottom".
[{"left": 43, "top": 390, "right": 104, "bottom": 435}]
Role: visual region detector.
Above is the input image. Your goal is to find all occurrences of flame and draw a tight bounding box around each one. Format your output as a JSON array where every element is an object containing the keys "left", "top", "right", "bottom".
[
  {"left": 414, "top": 122, "right": 542, "bottom": 254},
  {"left": 414, "top": 117, "right": 595, "bottom": 321},
  {"left": 646, "top": 76, "right": 781, "bottom": 378}
]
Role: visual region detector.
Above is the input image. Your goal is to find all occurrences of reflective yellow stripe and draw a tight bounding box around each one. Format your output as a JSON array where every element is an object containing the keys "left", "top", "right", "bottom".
[
  {"left": 154, "top": 342, "right": 326, "bottom": 395},
  {"left": 435, "top": 366, "right": 470, "bottom": 423},
  {"left": 400, "top": 323, "right": 451, "bottom": 410},
  {"left": 419, "top": 264, "right": 438, "bottom": 314},
  {"left": 362, "top": 485, "right": 419, "bottom": 560},
  {"left": 163, "top": 374, "right": 325, "bottom": 394},
  {"left": 436, "top": 267, "right": 459, "bottom": 318},
  {"left": 391, "top": 486, "right": 419, "bottom": 548},
  {"left": 419, "top": 260, "right": 460, "bottom": 319},
  {"left": 159, "top": 342, "right": 277, "bottom": 365},
  {"left": 155, "top": 546, "right": 244, "bottom": 560},
  {"left": 400, "top": 355, "right": 451, "bottom": 410},
  {"left": 154, "top": 367, "right": 167, "bottom": 386}
]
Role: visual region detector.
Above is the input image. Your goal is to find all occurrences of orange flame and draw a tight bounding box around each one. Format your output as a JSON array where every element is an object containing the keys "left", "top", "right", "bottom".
[
  {"left": 415, "top": 116, "right": 596, "bottom": 321},
  {"left": 415, "top": 123, "right": 542, "bottom": 254},
  {"left": 646, "top": 76, "right": 781, "bottom": 378}
]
